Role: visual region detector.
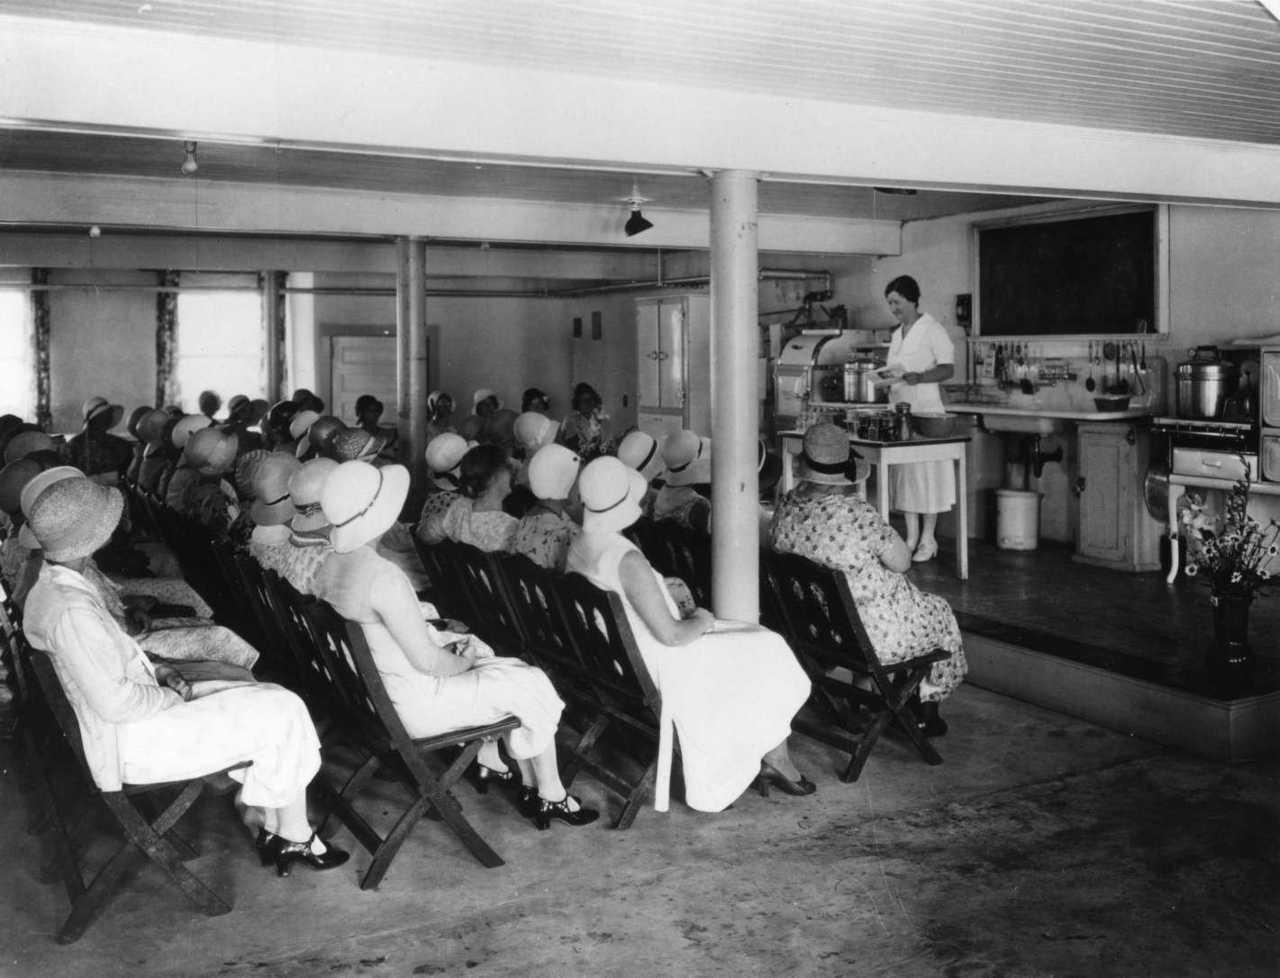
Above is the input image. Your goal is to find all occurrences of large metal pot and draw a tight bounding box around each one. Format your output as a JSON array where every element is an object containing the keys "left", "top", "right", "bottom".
[
  {"left": 843, "top": 359, "right": 886, "bottom": 404},
  {"left": 1175, "top": 346, "right": 1238, "bottom": 419}
]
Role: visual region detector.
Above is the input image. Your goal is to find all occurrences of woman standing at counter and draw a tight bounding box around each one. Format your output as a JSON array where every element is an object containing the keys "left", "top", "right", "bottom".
[{"left": 879, "top": 275, "right": 955, "bottom": 563}]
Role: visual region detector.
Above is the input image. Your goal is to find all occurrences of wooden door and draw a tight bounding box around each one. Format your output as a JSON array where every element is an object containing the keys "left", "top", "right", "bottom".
[
  {"left": 1077, "top": 426, "right": 1130, "bottom": 564},
  {"left": 330, "top": 334, "right": 400, "bottom": 425}
]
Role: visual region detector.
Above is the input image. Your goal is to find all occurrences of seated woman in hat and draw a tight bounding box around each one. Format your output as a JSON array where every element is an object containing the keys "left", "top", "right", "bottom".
[
  {"left": 438, "top": 444, "right": 519, "bottom": 553},
  {"left": 278, "top": 458, "right": 338, "bottom": 596},
  {"left": 416, "top": 433, "right": 468, "bottom": 546},
  {"left": 509, "top": 445, "right": 580, "bottom": 573},
  {"left": 313, "top": 460, "right": 598, "bottom": 830},
  {"left": 557, "top": 382, "right": 611, "bottom": 461},
  {"left": 567, "top": 456, "right": 814, "bottom": 812},
  {"left": 768, "top": 422, "right": 967, "bottom": 738},
  {"left": 22, "top": 476, "right": 348, "bottom": 875},
  {"left": 246, "top": 453, "right": 303, "bottom": 574},
  {"left": 459, "top": 389, "right": 501, "bottom": 443},
  {"left": 652, "top": 429, "right": 712, "bottom": 533},
  {"left": 424, "top": 391, "right": 457, "bottom": 443},
  {"left": 65, "top": 396, "right": 134, "bottom": 485}
]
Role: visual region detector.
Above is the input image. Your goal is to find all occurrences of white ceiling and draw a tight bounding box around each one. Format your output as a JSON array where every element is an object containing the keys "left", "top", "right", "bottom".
[{"left": 6, "top": 0, "right": 1279, "bottom": 145}]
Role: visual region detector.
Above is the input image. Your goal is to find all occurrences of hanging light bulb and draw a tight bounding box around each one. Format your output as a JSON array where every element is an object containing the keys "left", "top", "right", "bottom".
[
  {"left": 622, "top": 181, "right": 653, "bottom": 237},
  {"left": 180, "top": 140, "right": 199, "bottom": 176}
]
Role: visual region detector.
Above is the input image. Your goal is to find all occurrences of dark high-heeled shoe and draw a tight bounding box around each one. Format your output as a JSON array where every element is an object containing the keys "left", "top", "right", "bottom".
[
  {"left": 532, "top": 794, "right": 599, "bottom": 830},
  {"left": 274, "top": 834, "right": 350, "bottom": 877},
  {"left": 468, "top": 763, "right": 516, "bottom": 795},
  {"left": 916, "top": 701, "right": 948, "bottom": 738},
  {"left": 755, "top": 761, "right": 816, "bottom": 798},
  {"left": 516, "top": 786, "right": 540, "bottom": 820},
  {"left": 255, "top": 829, "right": 280, "bottom": 867}
]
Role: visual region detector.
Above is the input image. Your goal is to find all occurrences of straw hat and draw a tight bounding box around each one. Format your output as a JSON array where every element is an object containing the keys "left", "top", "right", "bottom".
[
  {"left": 663, "top": 430, "right": 711, "bottom": 488},
  {"left": 170, "top": 414, "right": 212, "bottom": 450},
  {"left": 249, "top": 452, "right": 302, "bottom": 526},
  {"left": 135, "top": 409, "right": 172, "bottom": 449},
  {"left": 799, "top": 422, "right": 870, "bottom": 487},
  {"left": 472, "top": 388, "right": 502, "bottom": 412},
  {"left": 81, "top": 396, "right": 124, "bottom": 431},
  {"left": 617, "top": 430, "right": 665, "bottom": 482},
  {"left": 227, "top": 394, "right": 251, "bottom": 418},
  {"left": 528, "top": 444, "right": 580, "bottom": 501},
  {"left": 18, "top": 466, "right": 85, "bottom": 549},
  {"left": 306, "top": 416, "right": 346, "bottom": 456},
  {"left": 125, "top": 406, "right": 152, "bottom": 439},
  {"left": 578, "top": 456, "right": 646, "bottom": 534},
  {"left": 332, "top": 427, "right": 388, "bottom": 463},
  {"left": 0, "top": 457, "right": 50, "bottom": 515},
  {"left": 3, "top": 428, "right": 57, "bottom": 466},
  {"left": 288, "top": 457, "right": 339, "bottom": 533},
  {"left": 28, "top": 477, "right": 123, "bottom": 562},
  {"left": 424, "top": 433, "right": 467, "bottom": 489},
  {"left": 234, "top": 449, "right": 272, "bottom": 499},
  {"left": 289, "top": 409, "right": 321, "bottom": 444},
  {"left": 185, "top": 426, "right": 239, "bottom": 476},
  {"left": 514, "top": 412, "right": 558, "bottom": 455},
  {"left": 320, "top": 460, "right": 411, "bottom": 554}
]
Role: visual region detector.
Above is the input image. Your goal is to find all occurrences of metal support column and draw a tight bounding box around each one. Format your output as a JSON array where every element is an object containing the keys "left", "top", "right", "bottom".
[
  {"left": 709, "top": 170, "right": 760, "bottom": 621},
  {"left": 395, "top": 237, "right": 429, "bottom": 488}
]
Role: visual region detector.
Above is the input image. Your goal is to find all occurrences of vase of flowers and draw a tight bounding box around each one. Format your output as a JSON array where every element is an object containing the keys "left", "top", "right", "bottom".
[{"left": 1180, "top": 463, "right": 1279, "bottom": 683}]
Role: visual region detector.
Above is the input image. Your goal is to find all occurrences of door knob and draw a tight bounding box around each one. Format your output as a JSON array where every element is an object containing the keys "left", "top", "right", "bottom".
[{"left": 1073, "top": 476, "right": 1087, "bottom": 496}]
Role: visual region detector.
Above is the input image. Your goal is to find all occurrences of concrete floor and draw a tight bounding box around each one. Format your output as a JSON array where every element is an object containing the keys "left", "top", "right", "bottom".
[{"left": 2, "top": 684, "right": 1277, "bottom": 978}]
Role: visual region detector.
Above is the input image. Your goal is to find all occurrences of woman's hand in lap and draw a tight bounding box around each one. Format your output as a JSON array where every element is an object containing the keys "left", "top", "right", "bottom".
[{"left": 153, "top": 663, "right": 194, "bottom": 701}]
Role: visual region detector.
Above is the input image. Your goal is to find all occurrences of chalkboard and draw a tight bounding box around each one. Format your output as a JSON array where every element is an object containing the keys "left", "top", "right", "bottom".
[{"left": 978, "top": 209, "right": 1155, "bottom": 336}]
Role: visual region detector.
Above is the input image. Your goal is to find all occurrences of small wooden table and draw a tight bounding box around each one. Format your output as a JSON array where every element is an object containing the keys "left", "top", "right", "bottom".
[
  {"left": 1165, "top": 474, "right": 1280, "bottom": 584},
  {"left": 779, "top": 431, "right": 970, "bottom": 580}
]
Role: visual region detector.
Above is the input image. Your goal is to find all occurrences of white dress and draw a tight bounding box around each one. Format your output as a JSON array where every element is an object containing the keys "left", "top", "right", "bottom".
[
  {"left": 566, "top": 531, "right": 810, "bottom": 813},
  {"left": 887, "top": 312, "right": 956, "bottom": 513}
]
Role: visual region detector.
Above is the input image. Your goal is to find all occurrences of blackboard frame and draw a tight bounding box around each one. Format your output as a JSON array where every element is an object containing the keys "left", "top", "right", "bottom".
[{"left": 973, "top": 204, "right": 1168, "bottom": 338}]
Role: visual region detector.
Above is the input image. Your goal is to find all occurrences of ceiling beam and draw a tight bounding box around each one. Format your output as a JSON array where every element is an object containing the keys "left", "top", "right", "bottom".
[
  {"left": 3, "top": 15, "right": 1280, "bottom": 207},
  {"left": 0, "top": 170, "right": 904, "bottom": 255}
]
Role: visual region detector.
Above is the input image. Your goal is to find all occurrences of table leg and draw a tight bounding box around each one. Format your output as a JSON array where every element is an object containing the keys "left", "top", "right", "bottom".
[
  {"left": 1165, "top": 483, "right": 1185, "bottom": 585},
  {"left": 955, "top": 452, "right": 968, "bottom": 581},
  {"left": 876, "top": 462, "right": 890, "bottom": 521}
]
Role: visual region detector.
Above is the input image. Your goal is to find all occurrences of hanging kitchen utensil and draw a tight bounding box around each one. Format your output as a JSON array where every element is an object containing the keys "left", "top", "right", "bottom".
[
  {"left": 1130, "top": 343, "right": 1145, "bottom": 395},
  {"left": 1140, "top": 341, "right": 1147, "bottom": 372},
  {"left": 1103, "top": 341, "right": 1127, "bottom": 394},
  {"left": 1085, "top": 341, "right": 1096, "bottom": 392}
]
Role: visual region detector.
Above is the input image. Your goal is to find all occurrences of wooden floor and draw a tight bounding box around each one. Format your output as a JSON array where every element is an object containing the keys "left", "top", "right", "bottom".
[{"left": 910, "top": 538, "right": 1280, "bottom": 700}]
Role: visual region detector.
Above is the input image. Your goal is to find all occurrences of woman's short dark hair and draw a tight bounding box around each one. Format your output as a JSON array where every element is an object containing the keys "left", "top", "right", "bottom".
[
  {"left": 572, "top": 382, "right": 601, "bottom": 413},
  {"left": 457, "top": 444, "right": 510, "bottom": 498},
  {"left": 884, "top": 275, "right": 921, "bottom": 304}
]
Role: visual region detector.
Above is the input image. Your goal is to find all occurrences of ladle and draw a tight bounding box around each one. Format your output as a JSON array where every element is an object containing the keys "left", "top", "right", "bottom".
[{"left": 1085, "top": 341, "right": 1096, "bottom": 392}]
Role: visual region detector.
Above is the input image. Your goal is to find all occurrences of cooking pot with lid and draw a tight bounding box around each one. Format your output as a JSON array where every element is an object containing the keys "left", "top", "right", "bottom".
[
  {"left": 843, "top": 359, "right": 887, "bottom": 404},
  {"left": 1175, "top": 345, "right": 1238, "bottom": 419}
]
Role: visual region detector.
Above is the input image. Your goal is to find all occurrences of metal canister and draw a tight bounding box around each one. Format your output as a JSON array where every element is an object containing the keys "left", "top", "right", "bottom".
[
  {"left": 1175, "top": 346, "right": 1239, "bottom": 419},
  {"left": 843, "top": 359, "right": 884, "bottom": 404}
]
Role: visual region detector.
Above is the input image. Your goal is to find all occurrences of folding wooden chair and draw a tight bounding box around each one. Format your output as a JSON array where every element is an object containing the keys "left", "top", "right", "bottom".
[
  {"left": 550, "top": 572, "right": 665, "bottom": 829},
  {"left": 760, "top": 550, "right": 947, "bottom": 782},
  {"left": 647, "top": 522, "right": 713, "bottom": 608},
  {"left": 23, "top": 646, "right": 245, "bottom": 943},
  {"left": 411, "top": 535, "right": 472, "bottom": 621},
  {"left": 440, "top": 541, "right": 527, "bottom": 657},
  {"left": 300, "top": 599, "right": 520, "bottom": 889}
]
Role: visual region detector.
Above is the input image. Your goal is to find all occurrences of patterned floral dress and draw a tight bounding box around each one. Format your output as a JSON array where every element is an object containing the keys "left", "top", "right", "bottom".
[
  {"left": 509, "top": 505, "right": 579, "bottom": 572},
  {"left": 439, "top": 497, "right": 518, "bottom": 552},
  {"left": 769, "top": 488, "right": 967, "bottom": 703}
]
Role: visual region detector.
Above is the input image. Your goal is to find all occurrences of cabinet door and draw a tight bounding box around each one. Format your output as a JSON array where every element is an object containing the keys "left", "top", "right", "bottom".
[
  {"left": 1077, "top": 428, "right": 1130, "bottom": 563},
  {"left": 657, "top": 298, "right": 687, "bottom": 411},
  {"left": 636, "top": 300, "right": 662, "bottom": 407}
]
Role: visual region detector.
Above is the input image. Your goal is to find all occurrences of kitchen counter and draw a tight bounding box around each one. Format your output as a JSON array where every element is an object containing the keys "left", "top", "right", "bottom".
[{"left": 945, "top": 403, "right": 1154, "bottom": 422}]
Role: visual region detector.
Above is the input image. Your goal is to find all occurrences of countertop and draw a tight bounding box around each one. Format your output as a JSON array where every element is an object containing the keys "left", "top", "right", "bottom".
[
  {"left": 778, "top": 430, "right": 971, "bottom": 446},
  {"left": 945, "top": 403, "right": 1155, "bottom": 422}
]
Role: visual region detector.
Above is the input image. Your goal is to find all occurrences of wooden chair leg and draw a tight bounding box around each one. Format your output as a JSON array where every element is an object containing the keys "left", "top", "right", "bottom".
[
  {"left": 560, "top": 714, "right": 611, "bottom": 788},
  {"left": 612, "top": 764, "right": 656, "bottom": 831},
  {"left": 359, "top": 796, "right": 432, "bottom": 891}
]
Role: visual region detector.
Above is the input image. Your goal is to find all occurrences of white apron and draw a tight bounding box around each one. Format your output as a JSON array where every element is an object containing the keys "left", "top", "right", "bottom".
[{"left": 887, "top": 313, "right": 956, "bottom": 513}]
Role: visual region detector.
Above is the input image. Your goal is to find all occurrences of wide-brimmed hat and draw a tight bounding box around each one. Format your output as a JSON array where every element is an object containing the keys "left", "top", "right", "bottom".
[
  {"left": 197, "top": 390, "right": 222, "bottom": 418},
  {"left": 125, "top": 406, "right": 152, "bottom": 439},
  {"left": 321, "top": 460, "right": 411, "bottom": 554},
  {"left": 800, "top": 422, "right": 870, "bottom": 486},
  {"left": 28, "top": 477, "right": 124, "bottom": 563},
  {"left": 289, "top": 409, "right": 321, "bottom": 445},
  {"left": 135, "top": 409, "right": 172, "bottom": 449},
  {"left": 332, "top": 426, "right": 389, "bottom": 463},
  {"left": 288, "top": 457, "right": 338, "bottom": 533},
  {"left": 185, "top": 426, "right": 239, "bottom": 476},
  {"left": 249, "top": 452, "right": 302, "bottom": 526},
  {"left": 18, "top": 465, "right": 85, "bottom": 549},
  {"left": 227, "top": 393, "right": 251, "bottom": 417},
  {"left": 472, "top": 388, "right": 502, "bottom": 412},
  {"left": 617, "top": 430, "right": 665, "bottom": 482},
  {"left": 234, "top": 449, "right": 272, "bottom": 499},
  {"left": 528, "top": 444, "right": 580, "bottom": 501},
  {"left": 81, "top": 396, "right": 124, "bottom": 431},
  {"left": 425, "top": 432, "right": 467, "bottom": 489},
  {"left": 663, "top": 430, "right": 711, "bottom": 488},
  {"left": 578, "top": 456, "right": 645, "bottom": 534},
  {"left": 514, "top": 412, "right": 557, "bottom": 455},
  {"left": 3, "top": 428, "right": 57, "bottom": 466},
  {"left": 306, "top": 416, "right": 346, "bottom": 457},
  {"left": 171, "top": 414, "right": 212, "bottom": 450}
]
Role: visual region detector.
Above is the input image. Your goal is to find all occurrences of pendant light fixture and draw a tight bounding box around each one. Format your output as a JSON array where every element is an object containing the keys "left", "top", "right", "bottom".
[
  {"left": 180, "top": 140, "right": 199, "bottom": 176},
  {"left": 621, "top": 181, "right": 653, "bottom": 237}
]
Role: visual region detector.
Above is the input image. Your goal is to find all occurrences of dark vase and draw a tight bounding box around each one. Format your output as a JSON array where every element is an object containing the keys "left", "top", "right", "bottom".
[{"left": 1209, "top": 588, "right": 1255, "bottom": 682}]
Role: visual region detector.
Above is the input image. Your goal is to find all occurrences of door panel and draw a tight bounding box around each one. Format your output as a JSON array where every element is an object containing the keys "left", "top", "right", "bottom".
[{"left": 330, "top": 334, "right": 399, "bottom": 424}]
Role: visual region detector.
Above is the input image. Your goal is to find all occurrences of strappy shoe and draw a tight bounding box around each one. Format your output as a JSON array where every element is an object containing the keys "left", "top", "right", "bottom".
[
  {"left": 532, "top": 794, "right": 599, "bottom": 830},
  {"left": 274, "top": 834, "right": 350, "bottom": 877}
]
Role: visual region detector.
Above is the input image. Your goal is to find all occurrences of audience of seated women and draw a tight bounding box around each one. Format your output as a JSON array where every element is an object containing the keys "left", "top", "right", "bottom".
[{"left": 439, "top": 444, "right": 519, "bottom": 552}]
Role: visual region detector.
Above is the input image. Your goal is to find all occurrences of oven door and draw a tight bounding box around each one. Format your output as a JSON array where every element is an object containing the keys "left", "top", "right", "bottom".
[
  {"left": 1172, "top": 448, "right": 1258, "bottom": 481},
  {"left": 1262, "top": 350, "right": 1280, "bottom": 428}
]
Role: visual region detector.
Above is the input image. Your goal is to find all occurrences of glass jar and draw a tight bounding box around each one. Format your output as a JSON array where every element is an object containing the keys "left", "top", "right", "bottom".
[{"left": 895, "top": 402, "right": 913, "bottom": 442}]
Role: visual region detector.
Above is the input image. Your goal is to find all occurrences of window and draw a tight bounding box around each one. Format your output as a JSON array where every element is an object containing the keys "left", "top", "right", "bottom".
[
  {"left": 0, "top": 289, "right": 35, "bottom": 419},
  {"left": 174, "top": 288, "right": 266, "bottom": 414}
]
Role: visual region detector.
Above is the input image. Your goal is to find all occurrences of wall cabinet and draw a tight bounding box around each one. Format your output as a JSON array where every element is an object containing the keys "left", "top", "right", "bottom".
[
  {"left": 635, "top": 293, "right": 710, "bottom": 439},
  {"left": 1074, "top": 422, "right": 1162, "bottom": 571}
]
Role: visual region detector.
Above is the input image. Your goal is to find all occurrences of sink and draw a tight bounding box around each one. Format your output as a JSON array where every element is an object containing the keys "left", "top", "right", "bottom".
[{"left": 977, "top": 412, "right": 1068, "bottom": 436}]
